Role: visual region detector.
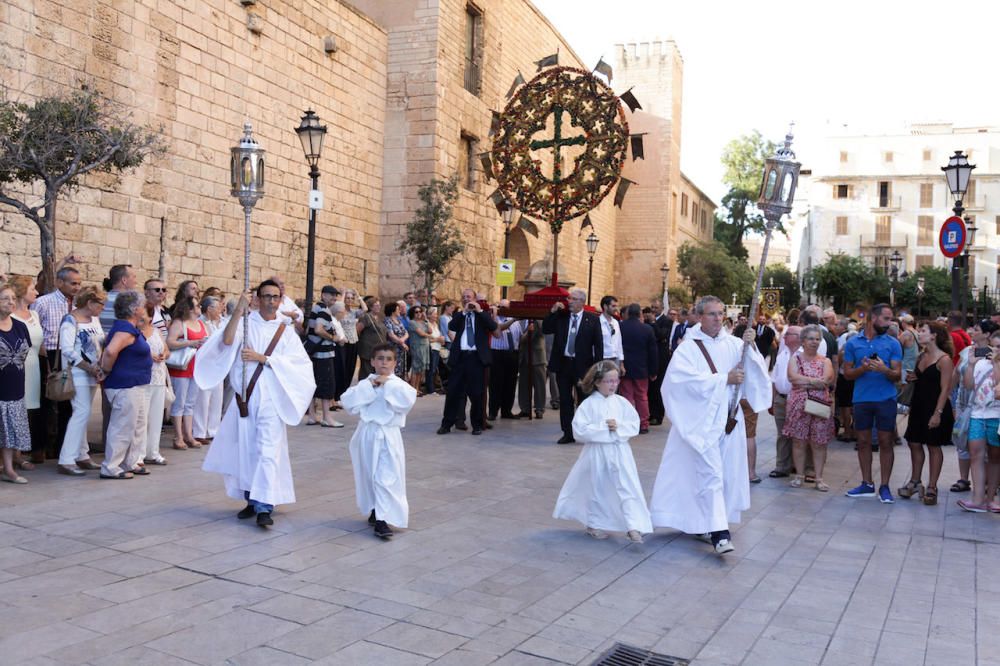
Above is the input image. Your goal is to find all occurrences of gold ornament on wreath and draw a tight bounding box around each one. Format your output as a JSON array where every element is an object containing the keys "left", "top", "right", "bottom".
[{"left": 491, "top": 66, "right": 629, "bottom": 232}]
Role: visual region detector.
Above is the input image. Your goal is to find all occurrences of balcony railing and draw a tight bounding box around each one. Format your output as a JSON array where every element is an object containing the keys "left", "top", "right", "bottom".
[
  {"left": 463, "top": 59, "right": 480, "bottom": 95},
  {"left": 869, "top": 196, "right": 902, "bottom": 212},
  {"left": 859, "top": 233, "right": 909, "bottom": 249}
]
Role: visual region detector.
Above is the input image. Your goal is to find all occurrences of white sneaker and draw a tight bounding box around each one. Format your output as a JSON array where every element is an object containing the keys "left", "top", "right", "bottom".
[
  {"left": 323, "top": 420, "right": 345, "bottom": 428},
  {"left": 714, "top": 539, "right": 735, "bottom": 555}
]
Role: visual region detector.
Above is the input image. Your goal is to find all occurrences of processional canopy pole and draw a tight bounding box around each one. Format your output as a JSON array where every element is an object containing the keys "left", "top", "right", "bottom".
[{"left": 229, "top": 123, "right": 266, "bottom": 412}]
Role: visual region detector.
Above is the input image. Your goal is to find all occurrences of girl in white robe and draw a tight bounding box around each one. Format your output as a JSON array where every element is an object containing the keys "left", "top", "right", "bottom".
[
  {"left": 553, "top": 360, "right": 653, "bottom": 543},
  {"left": 341, "top": 343, "right": 417, "bottom": 539}
]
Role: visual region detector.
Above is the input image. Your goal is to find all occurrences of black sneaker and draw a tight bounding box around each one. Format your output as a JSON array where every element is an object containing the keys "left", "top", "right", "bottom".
[
  {"left": 368, "top": 509, "right": 376, "bottom": 525},
  {"left": 373, "top": 520, "right": 393, "bottom": 539},
  {"left": 237, "top": 504, "right": 255, "bottom": 520},
  {"left": 256, "top": 512, "right": 273, "bottom": 527}
]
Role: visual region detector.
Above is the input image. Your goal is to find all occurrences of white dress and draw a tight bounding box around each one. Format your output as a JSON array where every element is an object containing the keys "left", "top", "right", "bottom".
[
  {"left": 649, "top": 326, "right": 771, "bottom": 534},
  {"left": 341, "top": 374, "right": 417, "bottom": 528},
  {"left": 554, "top": 392, "right": 652, "bottom": 534},
  {"left": 12, "top": 311, "right": 43, "bottom": 409},
  {"left": 195, "top": 312, "right": 315, "bottom": 507}
]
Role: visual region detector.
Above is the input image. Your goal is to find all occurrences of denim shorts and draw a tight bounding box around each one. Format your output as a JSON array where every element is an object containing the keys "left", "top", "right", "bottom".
[
  {"left": 969, "top": 418, "right": 1000, "bottom": 447},
  {"left": 853, "top": 399, "right": 897, "bottom": 432}
]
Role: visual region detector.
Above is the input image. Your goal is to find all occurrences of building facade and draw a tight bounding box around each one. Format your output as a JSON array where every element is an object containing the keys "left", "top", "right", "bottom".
[
  {"left": 797, "top": 124, "right": 1000, "bottom": 294},
  {"left": 1, "top": 1, "right": 714, "bottom": 305}
]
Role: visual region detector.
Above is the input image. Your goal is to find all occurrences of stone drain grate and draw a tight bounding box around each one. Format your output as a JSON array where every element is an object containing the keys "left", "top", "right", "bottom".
[{"left": 590, "top": 642, "right": 691, "bottom": 666}]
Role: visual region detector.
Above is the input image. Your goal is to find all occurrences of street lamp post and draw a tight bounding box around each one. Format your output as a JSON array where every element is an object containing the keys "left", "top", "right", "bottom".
[
  {"left": 942, "top": 150, "right": 975, "bottom": 315},
  {"left": 585, "top": 231, "right": 599, "bottom": 306},
  {"left": 962, "top": 216, "right": 978, "bottom": 321},
  {"left": 229, "top": 123, "right": 266, "bottom": 416},
  {"left": 660, "top": 262, "right": 670, "bottom": 306},
  {"left": 916, "top": 276, "right": 925, "bottom": 317},
  {"left": 889, "top": 249, "right": 903, "bottom": 308},
  {"left": 500, "top": 199, "right": 515, "bottom": 299},
  {"left": 294, "top": 109, "right": 328, "bottom": 315}
]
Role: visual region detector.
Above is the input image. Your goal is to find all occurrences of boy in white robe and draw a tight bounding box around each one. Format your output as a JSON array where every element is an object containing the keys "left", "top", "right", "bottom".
[
  {"left": 341, "top": 343, "right": 418, "bottom": 539},
  {"left": 650, "top": 295, "right": 770, "bottom": 555},
  {"left": 195, "top": 281, "right": 315, "bottom": 528},
  {"left": 554, "top": 360, "right": 653, "bottom": 543}
]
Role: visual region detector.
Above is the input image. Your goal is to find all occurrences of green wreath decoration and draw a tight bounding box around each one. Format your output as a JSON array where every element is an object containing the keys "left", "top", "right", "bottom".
[{"left": 492, "top": 66, "right": 629, "bottom": 232}]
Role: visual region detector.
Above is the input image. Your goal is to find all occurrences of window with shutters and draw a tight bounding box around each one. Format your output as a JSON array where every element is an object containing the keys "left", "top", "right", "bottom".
[
  {"left": 966, "top": 178, "right": 976, "bottom": 204},
  {"left": 923, "top": 149, "right": 932, "bottom": 161},
  {"left": 681, "top": 193, "right": 688, "bottom": 216},
  {"left": 692, "top": 203, "right": 698, "bottom": 226},
  {"left": 459, "top": 132, "right": 477, "bottom": 190},
  {"left": 876, "top": 215, "right": 892, "bottom": 244},
  {"left": 878, "top": 181, "right": 892, "bottom": 208},
  {"left": 463, "top": 5, "right": 483, "bottom": 95},
  {"left": 919, "top": 183, "right": 933, "bottom": 208},
  {"left": 840, "top": 151, "right": 848, "bottom": 163},
  {"left": 884, "top": 151, "right": 894, "bottom": 163},
  {"left": 834, "top": 184, "right": 849, "bottom": 199},
  {"left": 918, "top": 216, "right": 934, "bottom": 246},
  {"left": 836, "top": 216, "right": 848, "bottom": 235},
  {"left": 914, "top": 255, "right": 933, "bottom": 270},
  {"left": 995, "top": 215, "right": 1000, "bottom": 237}
]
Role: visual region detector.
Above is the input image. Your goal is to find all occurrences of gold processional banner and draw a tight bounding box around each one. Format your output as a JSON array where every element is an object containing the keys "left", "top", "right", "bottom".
[{"left": 760, "top": 288, "right": 782, "bottom": 317}]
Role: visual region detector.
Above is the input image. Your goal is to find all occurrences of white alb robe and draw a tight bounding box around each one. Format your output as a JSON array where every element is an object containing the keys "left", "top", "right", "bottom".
[
  {"left": 553, "top": 392, "right": 653, "bottom": 534},
  {"left": 650, "top": 326, "right": 771, "bottom": 534},
  {"left": 194, "top": 311, "right": 315, "bottom": 507},
  {"left": 341, "top": 374, "right": 417, "bottom": 528}
]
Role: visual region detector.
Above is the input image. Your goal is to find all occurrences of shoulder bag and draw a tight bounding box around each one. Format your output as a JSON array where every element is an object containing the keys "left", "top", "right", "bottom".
[
  {"left": 797, "top": 355, "right": 832, "bottom": 419},
  {"left": 694, "top": 339, "right": 738, "bottom": 435},
  {"left": 45, "top": 315, "right": 76, "bottom": 402},
  {"left": 165, "top": 322, "right": 196, "bottom": 370},
  {"left": 235, "top": 323, "right": 286, "bottom": 418}
]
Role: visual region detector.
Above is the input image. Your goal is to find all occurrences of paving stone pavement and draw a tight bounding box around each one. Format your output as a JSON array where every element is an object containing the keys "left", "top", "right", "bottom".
[{"left": 1, "top": 395, "right": 995, "bottom": 665}]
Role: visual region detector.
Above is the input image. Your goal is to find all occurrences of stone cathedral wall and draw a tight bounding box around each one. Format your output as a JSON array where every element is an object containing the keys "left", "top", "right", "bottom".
[{"left": 0, "top": 0, "right": 387, "bottom": 297}]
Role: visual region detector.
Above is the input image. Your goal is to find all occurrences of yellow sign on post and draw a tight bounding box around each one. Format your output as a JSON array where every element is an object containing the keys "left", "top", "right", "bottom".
[{"left": 497, "top": 258, "right": 516, "bottom": 287}]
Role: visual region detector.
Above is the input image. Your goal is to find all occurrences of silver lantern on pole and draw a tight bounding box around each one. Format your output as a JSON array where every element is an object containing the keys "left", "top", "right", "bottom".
[
  {"left": 230, "top": 122, "right": 265, "bottom": 416},
  {"left": 731, "top": 126, "right": 800, "bottom": 419}
]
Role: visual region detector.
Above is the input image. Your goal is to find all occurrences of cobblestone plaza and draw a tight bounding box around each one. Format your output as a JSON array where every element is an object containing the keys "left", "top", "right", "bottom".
[{"left": 0, "top": 396, "right": 988, "bottom": 665}]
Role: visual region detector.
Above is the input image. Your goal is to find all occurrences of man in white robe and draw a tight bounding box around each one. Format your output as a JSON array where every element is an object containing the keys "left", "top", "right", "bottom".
[
  {"left": 650, "top": 295, "right": 771, "bottom": 555},
  {"left": 341, "top": 343, "right": 417, "bottom": 539},
  {"left": 195, "top": 280, "right": 315, "bottom": 527}
]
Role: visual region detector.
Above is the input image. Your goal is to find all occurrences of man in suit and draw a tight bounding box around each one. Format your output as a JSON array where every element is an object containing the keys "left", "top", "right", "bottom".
[
  {"left": 543, "top": 288, "right": 604, "bottom": 444},
  {"left": 648, "top": 304, "right": 675, "bottom": 426},
  {"left": 620, "top": 303, "right": 658, "bottom": 433},
  {"left": 670, "top": 308, "right": 696, "bottom": 352},
  {"left": 437, "top": 288, "right": 498, "bottom": 436}
]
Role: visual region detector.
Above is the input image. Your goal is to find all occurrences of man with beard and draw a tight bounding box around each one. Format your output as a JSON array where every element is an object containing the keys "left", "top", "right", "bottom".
[{"left": 842, "top": 303, "right": 902, "bottom": 503}]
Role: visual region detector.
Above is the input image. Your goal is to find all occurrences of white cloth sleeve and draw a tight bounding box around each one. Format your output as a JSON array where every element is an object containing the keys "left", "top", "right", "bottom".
[
  {"left": 572, "top": 395, "right": 615, "bottom": 443},
  {"left": 663, "top": 343, "right": 730, "bottom": 455},
  {"left": 612, "top": 395, "right": 641, "bottom": 440},
  {"left": 193, "top": 322, "right": 241, "bottom": 391},
  {"left": 265, "top": 327, "right": 317, "bottom": 425},
  {"left": 341, "top": 377, "right": 378, "bottom": 414},
  {"left": 59, "top": 317, "right": 80, "bottom": 365},
  {"left": 382, "top": 377, "right": 418, "bottom": 414}
]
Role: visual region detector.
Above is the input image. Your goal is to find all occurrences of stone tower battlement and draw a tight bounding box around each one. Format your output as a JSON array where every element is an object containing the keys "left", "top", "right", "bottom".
[{"left": 613, "top": 41, "right": 682, "bottom": 121}]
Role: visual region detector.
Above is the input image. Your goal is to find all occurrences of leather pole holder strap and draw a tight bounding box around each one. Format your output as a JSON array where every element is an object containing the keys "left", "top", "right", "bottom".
[
  {"left": 694, "top": 339, "right": 739, "bottom": 435},
  {"left": 236, "top": 323, "right": 286, "bottom": 418}
]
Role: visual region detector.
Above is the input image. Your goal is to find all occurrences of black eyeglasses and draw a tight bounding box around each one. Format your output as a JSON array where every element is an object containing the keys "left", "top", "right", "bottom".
[{"left": 149, "top": 288, "right": 167, "bottom": 292}]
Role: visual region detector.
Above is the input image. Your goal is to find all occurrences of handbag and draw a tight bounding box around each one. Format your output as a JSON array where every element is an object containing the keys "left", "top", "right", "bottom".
[
  {"left": 797, "top": 356, "right": 832, "bottom": 419},
  {"left": 953, "top": 369, "right": 992, "bottom": 447},
  {"left": 45, "top": 315, "right": 76, "bottom": 402},
  {"left": 165, "top": 323, "right": 196, "bottom": 370}
]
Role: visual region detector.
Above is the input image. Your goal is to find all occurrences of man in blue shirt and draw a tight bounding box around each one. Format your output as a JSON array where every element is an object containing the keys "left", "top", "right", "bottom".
[{"left": 842, "top": 303, "right": 903, "bottom": 503}]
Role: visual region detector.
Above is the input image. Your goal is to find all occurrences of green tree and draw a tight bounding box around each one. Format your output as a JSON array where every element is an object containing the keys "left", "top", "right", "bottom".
[
  {"left": 714, "top": 131, "right": 779, "bottom": 259},
  {"left": 895, "top": 266, "right": 961, "bottom": 317},
  {"left": 762, "top": 263, "right": 801, "bottom": 310},
  {"left": 677, "top": 241, "right": 755, "bottom": 306},
  {"left": 398, "top": 175, "right": 464, "bottom": 296},
  {"left": 0, "top": 85, "right": 164, "bottom": 291},
  {"left": 806, "top": 253, "right": 890, "bottom": 313}
]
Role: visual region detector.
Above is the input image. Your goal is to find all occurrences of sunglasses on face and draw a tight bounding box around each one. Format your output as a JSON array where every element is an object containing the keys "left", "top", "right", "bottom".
[{"left": 148, "top": 288, "right": 167, "bottom": 292}]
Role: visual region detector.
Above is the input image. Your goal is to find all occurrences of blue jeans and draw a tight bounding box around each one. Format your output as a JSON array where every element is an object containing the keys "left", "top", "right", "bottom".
[{"left": 244, "top": 490, "right": 273, "bottom": 514}]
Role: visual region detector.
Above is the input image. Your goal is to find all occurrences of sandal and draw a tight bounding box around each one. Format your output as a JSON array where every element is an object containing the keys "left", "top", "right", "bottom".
[
  {"left": 789, "top": 475, "right": 804, "bottom": 488},
  {"left": 815, "top": 479, "right": 830, "bottom": 492},
  {"left": 172, "top": 440, "right": 188, "bottom": 450},
  {"left": 14, "top": 460, "right": 35, "bottom": 471},
  {"left": 749, "top": 476, "right": 762, "bottom": 484},
  {"left": 897, "top": 479, "right": 923, "bottom": 499},
  {"left": 951, "top": 479, "right": 972, "bottom": 493},
  {"left": 923, "top": 487, "right": 937, "bottom": 506}
]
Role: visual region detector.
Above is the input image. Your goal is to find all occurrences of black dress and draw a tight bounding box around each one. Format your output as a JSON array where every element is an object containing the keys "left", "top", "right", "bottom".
[{"left": 903, "top": 355, "right": 954, "bottom": 446}]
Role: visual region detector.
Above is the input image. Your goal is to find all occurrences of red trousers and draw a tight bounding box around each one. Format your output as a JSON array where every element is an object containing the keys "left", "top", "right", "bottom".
[{"left": 619, "top": 377, "right": 650, "bottom": 429}]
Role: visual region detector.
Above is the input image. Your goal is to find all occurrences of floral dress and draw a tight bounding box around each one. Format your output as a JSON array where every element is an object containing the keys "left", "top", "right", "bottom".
[
  {"left": 0, "top": 318, "right": 32, "bottom": 451},
  {"left": 782, "top": 353, "right": 835, "bottom": 445},
  {"left": 385, "top": 316, "right": 408, "bottom": 378}
]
